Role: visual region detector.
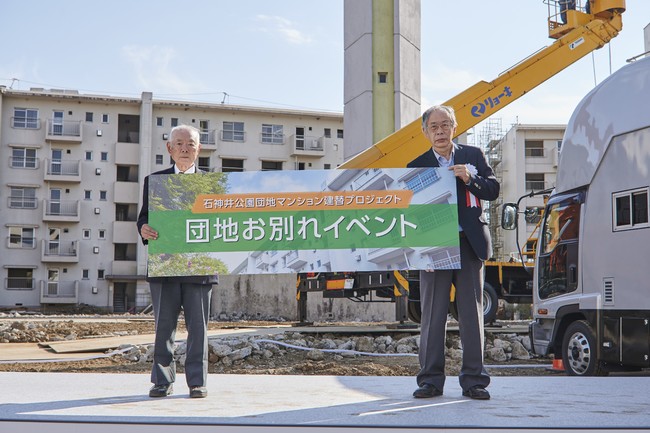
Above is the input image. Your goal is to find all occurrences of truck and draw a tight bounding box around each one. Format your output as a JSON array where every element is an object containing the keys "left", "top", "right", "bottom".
[
  {"left": 501, "top": 54, "right": 650, "bottom": 376},
  {"left": 296, "top": 0, "right": 626, "bottom": 325}
]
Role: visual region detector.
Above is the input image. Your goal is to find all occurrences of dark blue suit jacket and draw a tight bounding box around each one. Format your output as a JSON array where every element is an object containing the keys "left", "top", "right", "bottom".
[
  {"left": 407, "top": 144, "right": 499, "bottom": 261},
  {"left": 137, "top": 166, "right": 219, "bottom": 284}
]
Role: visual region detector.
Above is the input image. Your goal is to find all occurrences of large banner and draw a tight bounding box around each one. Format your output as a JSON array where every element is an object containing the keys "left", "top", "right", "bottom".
[{"left": 147, "top": 168, "right": 460, "bottom": 277}]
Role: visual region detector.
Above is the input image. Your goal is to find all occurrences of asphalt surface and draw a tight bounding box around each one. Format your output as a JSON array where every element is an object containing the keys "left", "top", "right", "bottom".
[{"left": 1, "top": 371, "right": 649, "bottom": 433}]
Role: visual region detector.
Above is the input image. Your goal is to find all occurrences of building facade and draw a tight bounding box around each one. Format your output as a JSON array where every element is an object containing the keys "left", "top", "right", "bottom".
[
  {"left": 0, "top": 87, "right": 344, "bottom": 312},
  {"left": 485, "top": 123, "right": 565, "bottom": 262}
]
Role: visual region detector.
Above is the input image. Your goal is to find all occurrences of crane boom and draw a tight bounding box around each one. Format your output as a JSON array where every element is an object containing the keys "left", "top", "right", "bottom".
[{"left": 340, "top": 0, "right": 625, "bottom": 169}]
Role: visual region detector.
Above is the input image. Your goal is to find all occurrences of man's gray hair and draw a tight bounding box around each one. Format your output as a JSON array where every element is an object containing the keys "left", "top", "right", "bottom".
[
  {"left": 169, "top": 124, "right": 201, "bottom": 143},
  {"left": 421, "top": 105, "right": 457, "bottom": 130}
]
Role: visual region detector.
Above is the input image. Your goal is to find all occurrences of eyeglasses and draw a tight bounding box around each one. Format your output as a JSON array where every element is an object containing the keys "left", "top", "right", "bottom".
[{"left": 427, "top": 121, "right": 453, "bottom": 132}]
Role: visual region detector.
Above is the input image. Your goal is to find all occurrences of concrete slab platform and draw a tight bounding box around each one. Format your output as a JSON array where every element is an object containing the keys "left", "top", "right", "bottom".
[{"left": 1, "top": 372, "right": 649, "bottom": 432}]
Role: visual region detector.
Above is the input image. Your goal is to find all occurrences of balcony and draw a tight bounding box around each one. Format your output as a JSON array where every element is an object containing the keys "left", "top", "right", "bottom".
[
  {"left": 284, "top": 250, "right": 307, "bottom": 270},
  {"left": 366, "top": 247, "right": 413, "bottom": 264},
  {"left": 111, "top": 260, "right": 137, "bottom": 276},
  {"left": 113, "top": 181, "right": 140, "bottom": 204},
  {"left": 45, "top": 119, "right": 83, "bottom": 143},
  {"left": 113, "top": 221, "right": 138, "bottom": 243},
  {"left": 352, "top": 168, "right": 394, "bottom": 191},
  {"left": 115, "top": 142, "right": 140, "bottom": 165},
  {"left": 42, "top": 199, "right": 80, "bottom": 222},
  {"left": 41, "top": 240, "right": 79, "bottom": 263},
  {"left": 40, "top": 280, "right": 79, "bottom": 304},
  {"left": 255, "top": 253, "right": 270, "bottom": 270},
  {"left": 44, "top": 159, "right": 81, "bottom": 182},
  {"left": 290, "top": 135, "right": 325, "bottom": 157},
  {"left": 200, "top": 129, "right": 218, "bottom": 150}
]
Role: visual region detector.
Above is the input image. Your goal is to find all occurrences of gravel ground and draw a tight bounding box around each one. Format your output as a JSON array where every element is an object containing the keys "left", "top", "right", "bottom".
[{"left": 0, "top": 314, "right": 558, "bottom": 377}]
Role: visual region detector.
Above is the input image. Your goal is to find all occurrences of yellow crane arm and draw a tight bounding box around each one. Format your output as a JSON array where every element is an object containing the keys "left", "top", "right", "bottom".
[{"left": 340, "top": 1, "right": 625, "bottom": 169}]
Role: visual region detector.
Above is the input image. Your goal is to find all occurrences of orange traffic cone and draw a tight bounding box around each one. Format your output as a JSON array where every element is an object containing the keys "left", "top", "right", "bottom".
[{"left": 551, "top": 357, "right": 564, "bottom": 371}]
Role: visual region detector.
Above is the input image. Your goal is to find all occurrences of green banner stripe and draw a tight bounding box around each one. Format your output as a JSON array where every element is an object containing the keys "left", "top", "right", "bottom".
[{"left": 148, "top": 204, "right": 458, "bottom": 254}]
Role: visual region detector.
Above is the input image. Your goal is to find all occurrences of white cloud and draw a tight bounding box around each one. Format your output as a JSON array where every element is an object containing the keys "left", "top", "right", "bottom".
[
  {"left": 254, "top": 15, "right": 313, "bottom": 45},
  {"left": 121, "top": 45, "right": 204, "bottom": 95}
]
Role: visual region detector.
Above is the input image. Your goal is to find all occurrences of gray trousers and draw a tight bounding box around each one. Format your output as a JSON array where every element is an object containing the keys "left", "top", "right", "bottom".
[
  {"left": 417, "top": 236, "right": 490, "bottom": 392},
  {"left": 149, "top": 281, "right": 212, "bottom": 387}
]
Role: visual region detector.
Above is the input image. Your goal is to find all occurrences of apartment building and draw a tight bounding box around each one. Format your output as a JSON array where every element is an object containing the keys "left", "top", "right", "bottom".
[
  {"left": 485, "top": 123, "right": 565, "bottom": 261},
  {"left": 0, "top": 87, "right": 344, "bottom": 312}
]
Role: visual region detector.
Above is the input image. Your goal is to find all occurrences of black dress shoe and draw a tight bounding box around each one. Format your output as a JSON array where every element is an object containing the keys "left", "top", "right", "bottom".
[
  {"left": 462, "top": 386, "right": 490, "bottom": 400},
  {"left": 149, "top": 384, "right": 173, "bottom": 398},
  {"left": 413, "top": 383, "right": 443, "bottom": 398},
  {"left": 190, "top": 386, "right": 208, "bottom": 398}
]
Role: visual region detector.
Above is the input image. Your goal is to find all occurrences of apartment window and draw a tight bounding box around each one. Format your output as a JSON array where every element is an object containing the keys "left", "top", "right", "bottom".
[
  {"left": 7, "top": 268, "right": 34, "bottom": 290},
  {"left": 117, "top": 165, "right": 138, "bottom": 182},
  {"left": 171, "top": 117, "right": 179, "bottom": 127},
  {"left": 114, "top": 243, "right": 137, "bottom": 261},
  {"left": 261, "top": 124, "right": 284, "bottom": 144},
  {"left": 84, "top": 190, "right": 92, "bottom": 200},
  {"left": 9, "top": 227, "right": 35, "bottom": 249},
  {"left": 115, "top": 203, "right": 137, "bottom": 221},
  {"left": 222, "top": 121, "right": 245, "bottom": 142},
  {"left": 337, "top": 129, "right": 344, "bottom": 139},
  {"left": 101, "top": 114, "right": 109, "bottom": 123},
  {"left": 101, "top": 152, "right": 108, "bottom": 161},
  {"left": 155, "top": 154, "right": 164, "bottom": 165},
  {"left": 82, "top": 269, "right": 89, "bottom": 279},
  {"left": 378, "top": 72, "right": 388, "bottom": 83},
  {"left": 525, "top": 140, "right": 544, "bottom": 157},
  {"left": 82, "top": 229, "right": 91, "bottom": 239},
  {"left": 12, "top": 108, "right": 39, "bottom": 129},
  {"left": 98, "top": 269, "right": 105, "bottom": 279},
  {"left": 222, "top": 158, "right": 244, "bottom": 173},
  {"left": 324, "top": 128, "right": 331, "bottom": 138},
  {"left": 85, "top": 151, "right": 93, "bottom": 161},
  {"left": 11, "top": 148, "right": 37, "bottom": 169},
  {"left": 100, "top": 191, "right": 107, "bottom": 201},
  {"left": 613, "top": 188, "right": 649, "bottom": 231},
  {"left": 525, "top": 173, "right": 545, "bottom": 191},
  {"left": 261, "top": 160, "right": 283, "bottom": 171},
  {"left": 9, "top": 187, "right": 37, "bottom": 209},
  {"left": 324, "top": 164, "right": 331, "bottom": 170},
  {"left": 156, "top": 117, "right": 164, "bottom": 127},
  {"left": 85, "top": 112, "right": 94, "bottom": 122},
  {"left": 98, "top": 230, "right": 106, "bottom": 240},
  {"left": 405, "top": 168, "right": 441, "bottom": 193},
  {"left": 198, "top": 157, "right": 211, "bottom": 172}
]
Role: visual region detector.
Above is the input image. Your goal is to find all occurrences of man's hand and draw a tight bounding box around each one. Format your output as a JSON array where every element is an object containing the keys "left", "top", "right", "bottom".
[
  {"left": 141, "top": 224, "right": 158, "bottom": 241},
  {"left": 449, "top": 164, "right": 471, "bottom": 185}
]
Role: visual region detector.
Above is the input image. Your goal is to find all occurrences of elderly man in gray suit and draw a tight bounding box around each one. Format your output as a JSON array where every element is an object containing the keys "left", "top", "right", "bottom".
[
  {"left": 137, "top": 124, "right": 217, "bottom": 399},
  {"left": 408, "top": 105, "right": 500, "bottom": 400}
]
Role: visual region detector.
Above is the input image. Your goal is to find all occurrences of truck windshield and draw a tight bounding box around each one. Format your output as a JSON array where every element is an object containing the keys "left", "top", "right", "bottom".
[{"left": 538, "top": 195, "right": 581, "bottom": 299}]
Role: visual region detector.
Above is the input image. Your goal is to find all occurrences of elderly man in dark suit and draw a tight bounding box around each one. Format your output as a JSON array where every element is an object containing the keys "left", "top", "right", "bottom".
[
  {"left": 408, "top": 105, "right": 500, "bottom": 400},
  {"left": 137, "top": 124, "right": 217, "bottom": 399}
]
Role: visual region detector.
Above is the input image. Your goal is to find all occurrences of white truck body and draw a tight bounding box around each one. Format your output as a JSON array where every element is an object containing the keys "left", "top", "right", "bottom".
[{"left": 530, "top": 55, "right": 650, "bottom": 375}]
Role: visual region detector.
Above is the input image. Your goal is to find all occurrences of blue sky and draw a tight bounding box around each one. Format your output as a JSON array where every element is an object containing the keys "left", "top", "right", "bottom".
[{"left": 2, "top": 1, "right": 648, "bottom": 132}]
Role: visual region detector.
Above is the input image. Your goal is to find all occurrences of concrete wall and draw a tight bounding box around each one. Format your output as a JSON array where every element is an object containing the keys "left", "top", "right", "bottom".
[{"left": 212, "top": 274, "right": 397, "bottom": 322}]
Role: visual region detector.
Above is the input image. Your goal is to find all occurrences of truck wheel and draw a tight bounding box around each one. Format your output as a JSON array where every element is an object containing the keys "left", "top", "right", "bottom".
[
  {"left": 407, "top": 281, "right": 421, "bottom": 324},
  {"left": 449, "top": 283, "right": 498, "bottom": 324},
  {"left": 483, "top": 283, "right": 498, "bottom": 324},
  {"left": 407, "top": 299, "right": 421, "bottom": 324},
  {"left": 561, "top": 320, "right": 608, "bottom": 376}
]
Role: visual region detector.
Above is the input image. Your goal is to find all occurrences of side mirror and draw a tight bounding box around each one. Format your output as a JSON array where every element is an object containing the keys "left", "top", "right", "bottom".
[
  {"left": 501, "top": 203, "right": 518, "bottom": 230},
  {"left": 525, "top": 207, "right": 541, "bottom": 224}
]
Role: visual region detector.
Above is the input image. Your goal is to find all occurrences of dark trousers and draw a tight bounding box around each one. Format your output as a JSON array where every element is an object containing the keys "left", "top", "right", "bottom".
[
  {"left": 149, "top": 281, "right": 212, "bottom": 387},
  {"left": 417, "top": 236, "right": 490, "bottom": 392}
]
